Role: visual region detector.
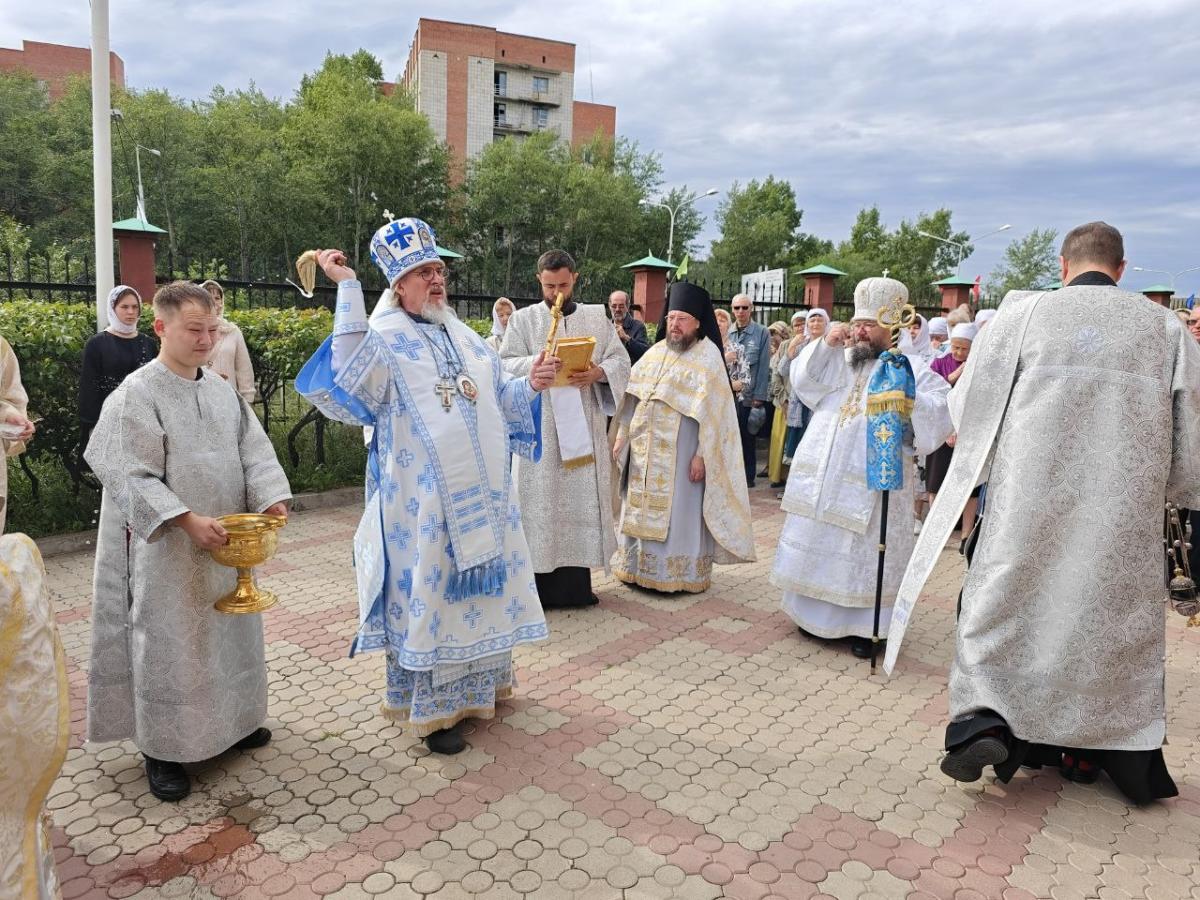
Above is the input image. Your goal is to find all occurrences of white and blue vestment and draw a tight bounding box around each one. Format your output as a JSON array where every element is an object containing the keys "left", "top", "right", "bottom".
[{"left": 296, "top": 280, "right": 548, "bottom": 734}]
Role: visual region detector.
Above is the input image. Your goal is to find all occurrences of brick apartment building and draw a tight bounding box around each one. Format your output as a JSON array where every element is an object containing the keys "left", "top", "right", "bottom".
[
  {"left": 0, "top": 39, "right": 124, "bottom": 101},
  {"left": 399, "top": 18, "right": 616, "bottom": 168}
]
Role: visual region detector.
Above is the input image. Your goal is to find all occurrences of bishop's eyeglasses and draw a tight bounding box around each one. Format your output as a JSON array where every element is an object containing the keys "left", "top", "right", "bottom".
[{"left": 414, "top": 265, "right": 449, "bottom": 282}]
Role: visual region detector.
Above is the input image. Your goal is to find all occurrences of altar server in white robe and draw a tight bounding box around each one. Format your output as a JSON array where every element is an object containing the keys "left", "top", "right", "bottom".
[
  {"left": 85, "top": 281, "right": 291, "bottom": 802},
  {"left": 772, "top": 278, "right": 952, "bottom": 658},
  {"left": 890, "top": 221, "right": 1200, "bottom": 804},
  {"left": 611, "top": 282, "right": 754, "bottom": 593},
  {"left": 501, "top": 249, "right": 630, "bottom": 609},
  {"left": 296, "top": 216, "right": 558, "bottom": 755}
]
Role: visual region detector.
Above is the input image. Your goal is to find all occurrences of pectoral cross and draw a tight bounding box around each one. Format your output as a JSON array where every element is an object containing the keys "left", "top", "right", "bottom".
[{"left": 434, "top": 379, "right": 455, "bottom": 412}]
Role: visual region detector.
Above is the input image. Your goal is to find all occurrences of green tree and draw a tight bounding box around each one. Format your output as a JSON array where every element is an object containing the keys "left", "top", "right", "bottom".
[
  {"left": 458, "top": 132, "right": 672, "bottom": 297},
  {"left": 846, "top": 206, "right": 888, "bottom": 258},
  {"left": 26, "top": 77, "right": 98, "bottom": 252},
  {"left": 0, "top": 71, "right": 53, "bottom": 226},
  {"left": 196, "top": 86, "right": 289, "bottom": 278},
  {"left": 707, "top": 176, "right": 803, "bottom": 280},
  {"left": 282, "top": 51, "right": 449, "bottom": 273},
  {"left": 986, "top": 228, "right": 1059, "bottom": 299},
  {"left": 883, "top": 209, "right": 972, "bottom": 290}
]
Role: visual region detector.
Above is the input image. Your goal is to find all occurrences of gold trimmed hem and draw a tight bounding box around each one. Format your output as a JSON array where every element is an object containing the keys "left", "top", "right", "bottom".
[
  {"left": 562, "top": 454, "right": 595, "bottom": 471},
  {"left": 614, "top": 567, "right": 710, "bottom": 595},
  {"left": 380, "top": 686, "right": 515, "bottom": 738}
]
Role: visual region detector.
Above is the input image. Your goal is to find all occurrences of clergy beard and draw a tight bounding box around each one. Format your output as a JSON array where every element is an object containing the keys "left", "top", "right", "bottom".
[
  {"left": 846, "top": 341, "right": 877, "bottom": 367},
  {"left": 420, "top": 300, "right": 451, "bottom": 325},
  {"left": 666, "top": 332, "right": 699, "bottom": 353}
]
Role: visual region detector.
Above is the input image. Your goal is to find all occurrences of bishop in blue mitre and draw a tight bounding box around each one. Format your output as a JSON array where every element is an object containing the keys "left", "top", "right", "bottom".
[{"left": 296, "top": 215, "right": 560, "bottom": 754}]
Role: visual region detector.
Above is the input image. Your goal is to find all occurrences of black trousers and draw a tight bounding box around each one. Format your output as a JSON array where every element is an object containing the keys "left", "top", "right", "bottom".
[
  {"left": 736, "top": 402, "right": 756, "bottom": 485},
  {"left": 534, "top": 566, "right": 594, "bottom": 609}
]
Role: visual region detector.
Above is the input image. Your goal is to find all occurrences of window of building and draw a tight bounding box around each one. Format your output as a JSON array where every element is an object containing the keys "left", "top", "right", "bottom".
[
  {"left": 494, "top": 102, "right": 507, "bottom": 126},
  {"left": 494, "top": 71, "right": 506, "bottom": 96},
  {"left": 532, "top": 76, "right": 549, "bottom": 94},
  {"left": 533, "top": 106, "right": 549, "bottom": 128}
]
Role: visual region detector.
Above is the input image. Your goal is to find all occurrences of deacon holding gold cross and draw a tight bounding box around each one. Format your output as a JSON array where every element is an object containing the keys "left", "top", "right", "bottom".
[
  {"left": 771, "top": 278, "right": 952, "bottom": 659},
  {"left": 501, "top": 250, "right": 631, "bottom": 609},
  {"left": 296, "top": 215, "right": 559, "bottom": 755}
]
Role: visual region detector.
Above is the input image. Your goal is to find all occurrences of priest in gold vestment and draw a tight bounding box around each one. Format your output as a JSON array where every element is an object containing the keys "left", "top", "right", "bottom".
[
  {"left": 0, "top": 535, "right": 69, "bottom": 900},
  {"left": 612, "top": 282, "right": 754, "bottom": 592}
]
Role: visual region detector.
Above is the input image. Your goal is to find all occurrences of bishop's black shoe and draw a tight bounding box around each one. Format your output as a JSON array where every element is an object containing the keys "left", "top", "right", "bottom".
[
  {"left": 940, "top": 734, "right": 1009, "bottom": 783},
  {"left": 849, "top": 637, "right": 883, "bottom": 659},
  {"left": 425, "top": 724, "right": 467, "bottom": 755},
  {"left": 233, "top": 727, "right": 272, "bottom": 751},
  {"left": 144, "top": 756, "right": 191, "bottom": 802}
]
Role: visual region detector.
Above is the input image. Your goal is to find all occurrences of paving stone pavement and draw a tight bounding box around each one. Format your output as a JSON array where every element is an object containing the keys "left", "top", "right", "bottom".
[{"left": 42, "top": 486, "right": 1200, "bottom": 899}]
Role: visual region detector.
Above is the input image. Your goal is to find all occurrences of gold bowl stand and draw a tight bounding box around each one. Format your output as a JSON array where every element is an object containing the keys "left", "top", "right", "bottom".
[{"left": 210, "top": 513, "right": 287, "bottom": 614}]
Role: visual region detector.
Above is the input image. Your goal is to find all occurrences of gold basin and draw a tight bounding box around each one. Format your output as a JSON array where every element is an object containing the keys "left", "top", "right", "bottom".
[{"left": 210, "top": 513, "right": 287, "bottom": 614}]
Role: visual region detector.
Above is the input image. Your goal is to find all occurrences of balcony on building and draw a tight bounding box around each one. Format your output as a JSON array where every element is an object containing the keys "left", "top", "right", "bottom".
[{"left": 492, "top": 69, "right": 562, "bottom": 106}]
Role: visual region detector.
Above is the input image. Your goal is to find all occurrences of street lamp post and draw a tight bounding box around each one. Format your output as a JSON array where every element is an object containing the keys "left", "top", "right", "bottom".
[
  {"left": 917, "top": 224, "right": 1011, "bottom": 275},
  {"left": 1132, "top": 265, "right": 1200, "bottom": 291},
  {"left": 135, "top": 145, "right": 161, "bottom": 222},
  {"left": 91, "top": 0, "right": 114, "bottom": 332},
  {"left": 641, "top": 188, "right": 719, "bottom": 263}
]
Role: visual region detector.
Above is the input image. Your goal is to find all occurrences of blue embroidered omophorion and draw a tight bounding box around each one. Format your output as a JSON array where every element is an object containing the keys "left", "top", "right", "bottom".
[{"left": 865, "top": 349, "right": 916, "bottom": 491}]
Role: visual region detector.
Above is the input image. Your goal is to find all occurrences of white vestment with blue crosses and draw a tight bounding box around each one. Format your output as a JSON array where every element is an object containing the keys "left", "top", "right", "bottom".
[{"left": 296, "top": 281, "right": 548, "bottom": 734}]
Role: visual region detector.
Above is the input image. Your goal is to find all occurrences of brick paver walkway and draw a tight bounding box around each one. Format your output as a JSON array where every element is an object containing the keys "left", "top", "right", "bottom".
[{"left": 43, "top": 488, "right": 1200, "bottom": 899}]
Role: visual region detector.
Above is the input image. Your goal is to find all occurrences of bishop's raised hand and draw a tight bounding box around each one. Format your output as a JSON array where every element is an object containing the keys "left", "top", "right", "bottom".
[{"left": 317, "top": 249, "right": 357, "bottom": 284}]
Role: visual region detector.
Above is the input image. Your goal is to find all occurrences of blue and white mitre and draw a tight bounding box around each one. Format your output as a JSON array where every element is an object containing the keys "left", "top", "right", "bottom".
[{"left": 369, "top": 216, "right": 441, "bottom": 286}]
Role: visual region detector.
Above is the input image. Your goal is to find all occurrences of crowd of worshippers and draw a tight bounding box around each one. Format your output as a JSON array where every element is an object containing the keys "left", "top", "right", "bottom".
[{"left": 2, "top": 217, "right": 1198, "bottom": 885}]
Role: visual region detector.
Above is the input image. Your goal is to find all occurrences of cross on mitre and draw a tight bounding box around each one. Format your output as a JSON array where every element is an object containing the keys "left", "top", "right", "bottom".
[{"left": 383, "top": 209, "right": 396, "bottom": 222}]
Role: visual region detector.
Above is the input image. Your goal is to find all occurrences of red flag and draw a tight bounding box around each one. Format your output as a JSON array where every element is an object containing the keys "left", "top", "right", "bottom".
[{"left": 972, "top": 275, "right": 981, "bottom": 301}]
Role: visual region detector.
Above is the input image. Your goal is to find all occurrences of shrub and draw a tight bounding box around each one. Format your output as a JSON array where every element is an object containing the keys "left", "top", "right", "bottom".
[{"left": 0, "top": 298, "right": 353, "bottom": 537}]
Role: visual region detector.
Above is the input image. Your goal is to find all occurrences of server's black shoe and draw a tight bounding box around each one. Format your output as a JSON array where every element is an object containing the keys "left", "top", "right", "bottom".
[
  {"left": 233, "top": 727, "right": 272, "bottom": 751},
  {"left": 940, "top": 734, "right": 1009, "bottom": 783},
  {"left": 144, "top": 756, "right": 191, "bottom": 802}
]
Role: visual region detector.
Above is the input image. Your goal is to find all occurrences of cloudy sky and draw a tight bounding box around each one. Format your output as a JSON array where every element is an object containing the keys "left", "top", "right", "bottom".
[{"left": 4, "top": 1, "right": 1199, "bottom": 294}]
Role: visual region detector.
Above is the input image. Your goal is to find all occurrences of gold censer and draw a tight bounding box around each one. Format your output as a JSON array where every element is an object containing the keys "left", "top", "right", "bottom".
[{"left": 210, "top": 514, "right": 287, "bottom": 614}]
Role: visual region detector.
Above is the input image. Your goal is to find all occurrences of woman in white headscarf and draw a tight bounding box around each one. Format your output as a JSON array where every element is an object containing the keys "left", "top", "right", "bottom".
[
  {"left": 899, "top": 314, "right": 936, "bottom": 365},
  {"left": 766, "top": 320, "right": 793, "bottom": 487},
  {"left": 200, "top": 280, "right": 256, "bottom": 403},
  {"left": 487, "top": 297, "right": 515, "bottom": 352},
  {"left": 777, "top": 308, "right": 829, "bottom": 469},
  {"left": 79, "top": 285, "right": 158, "bottom": 447}
]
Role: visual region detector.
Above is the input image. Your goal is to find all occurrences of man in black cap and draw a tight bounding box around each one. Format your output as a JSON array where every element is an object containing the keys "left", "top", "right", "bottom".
[{"left": 610, "top": 283, "right": 755, "bottom": 593}]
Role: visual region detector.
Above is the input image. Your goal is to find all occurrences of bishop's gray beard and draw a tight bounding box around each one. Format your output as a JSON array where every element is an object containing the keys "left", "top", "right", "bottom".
[
  {"left": 421, "top": 300, "right": 451, "bottom": 325},
  {"left": 846, "top": 341, "right": 877, "bottom": 367},
  {"left": 666, "top": 332, "right": 699, "bottom": 353}
]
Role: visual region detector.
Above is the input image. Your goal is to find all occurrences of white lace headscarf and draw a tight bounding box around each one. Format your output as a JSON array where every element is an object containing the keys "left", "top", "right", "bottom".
[
  {"left": 491, "top": 297, "right": 515, "bottom": 338},
  {"left": 106, "top": 285, "right": 142, "bottom": 336}
]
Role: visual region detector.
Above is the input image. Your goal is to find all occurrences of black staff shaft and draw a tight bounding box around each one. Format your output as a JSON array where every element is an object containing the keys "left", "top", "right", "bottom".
[{"left": 871, "top": 490, "right": 889, "bottom": 671}]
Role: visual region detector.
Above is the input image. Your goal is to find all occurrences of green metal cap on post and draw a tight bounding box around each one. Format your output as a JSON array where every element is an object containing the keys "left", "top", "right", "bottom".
[
  {"left": 622, "top": 254, "right": 676, "bottom": 270},
  {"left": 111, "top": 217, "right": 167, "bottom": 235},
  {"left": 796, "top": 264, "right": 847, "bottom": 278}
]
